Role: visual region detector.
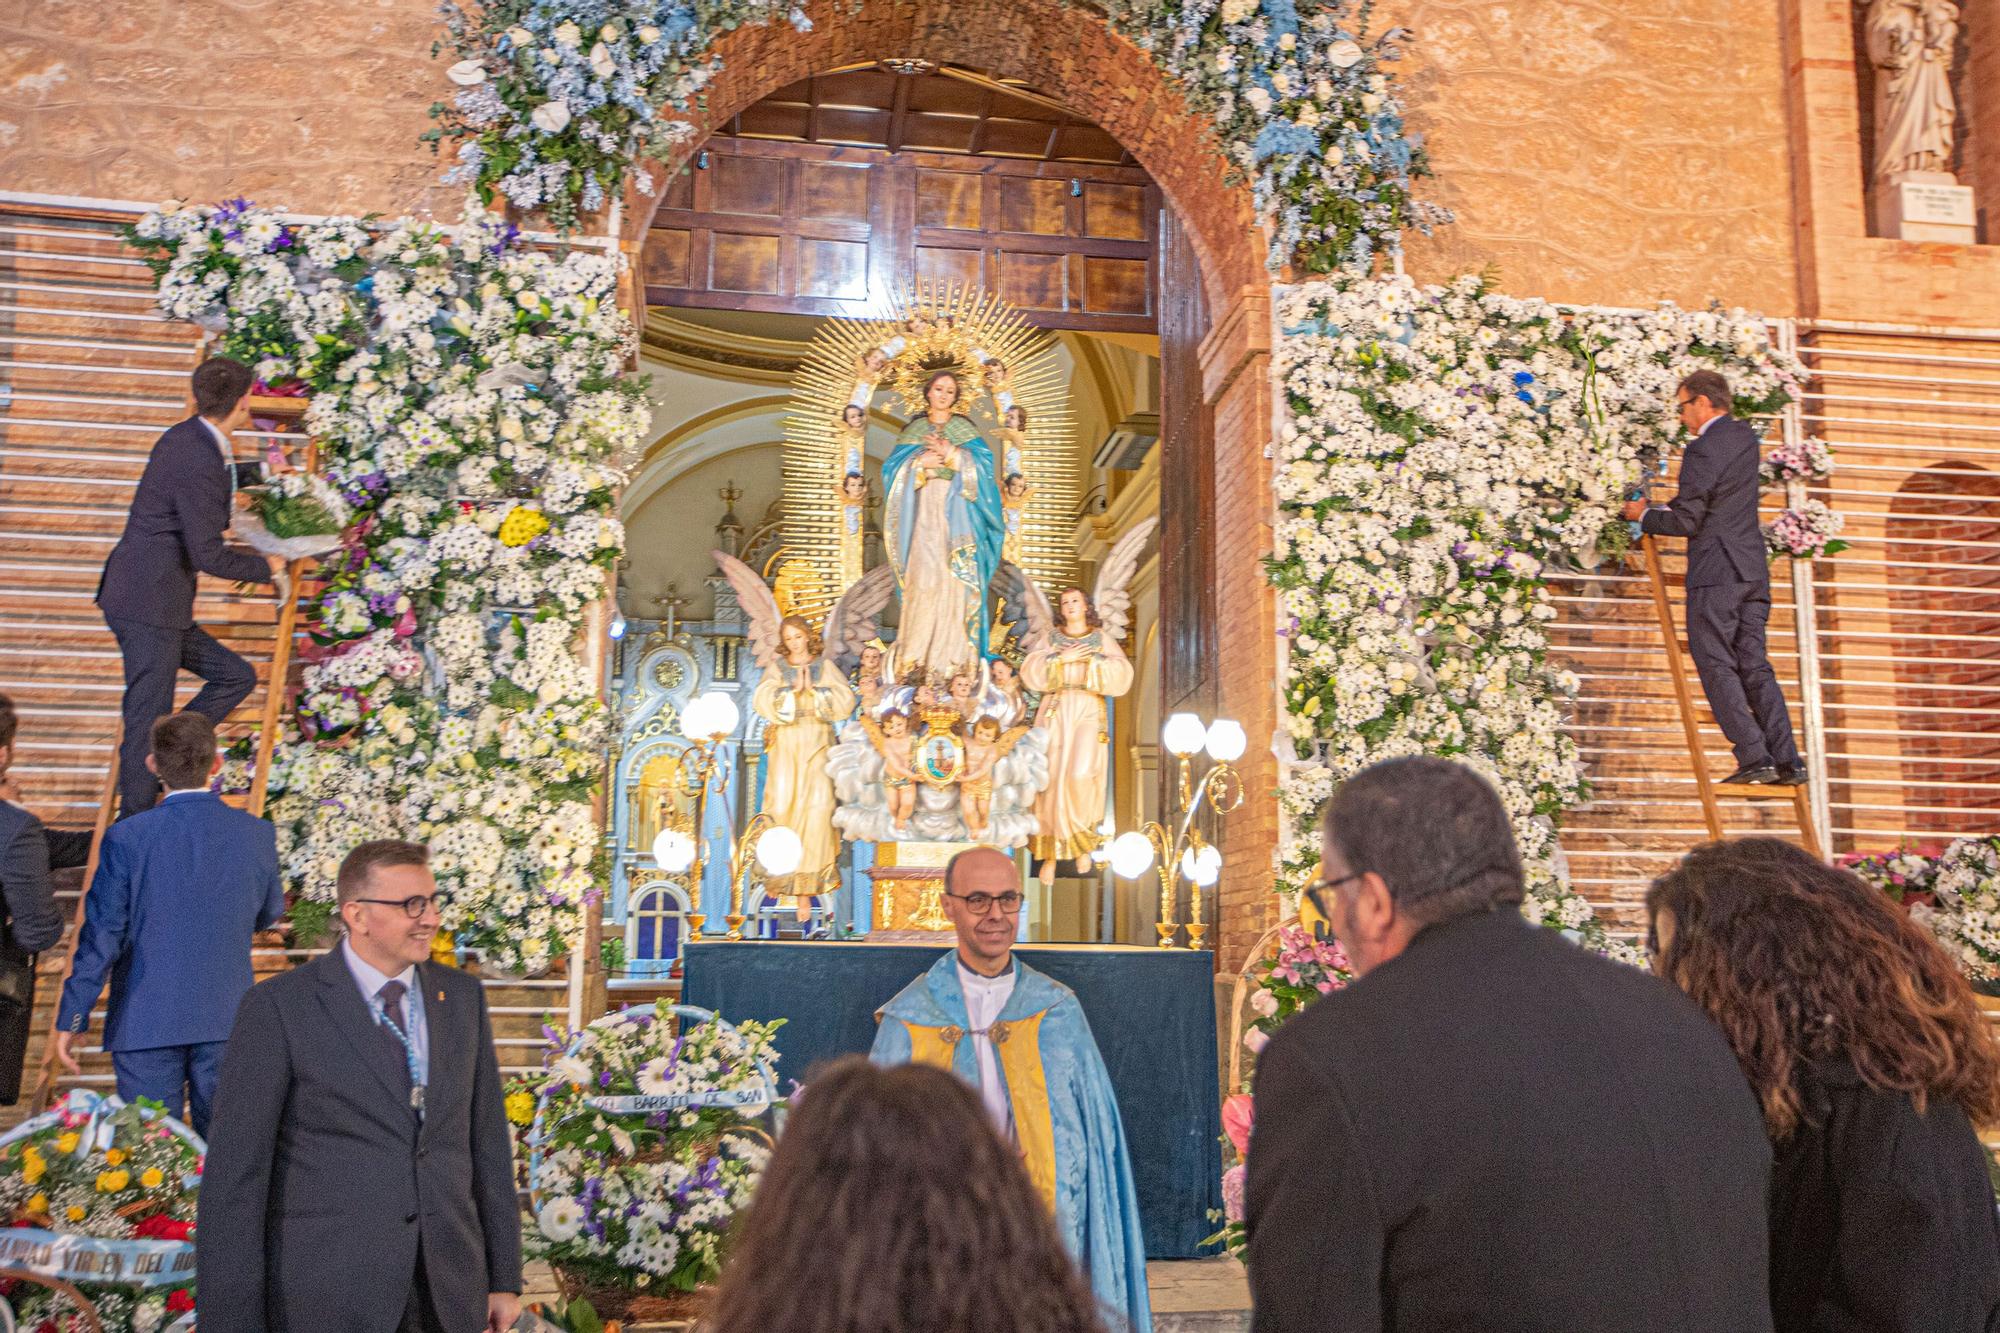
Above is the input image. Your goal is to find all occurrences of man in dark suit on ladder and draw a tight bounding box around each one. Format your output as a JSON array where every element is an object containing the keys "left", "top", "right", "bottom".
[
  {"left": 197, "top": 839, "right": 522, "bottom": 1333},
  {"left": 1623, "top": 370, "right": 1805, "bottom": 786},
  {"left": 97, "top": 355, "right": 283, "bottom": 817}
]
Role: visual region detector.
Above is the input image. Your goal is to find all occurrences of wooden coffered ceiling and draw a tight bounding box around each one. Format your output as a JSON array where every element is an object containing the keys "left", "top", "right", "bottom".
[{"left": 724, "top": 62, "right": 1137, "bottom": 166}]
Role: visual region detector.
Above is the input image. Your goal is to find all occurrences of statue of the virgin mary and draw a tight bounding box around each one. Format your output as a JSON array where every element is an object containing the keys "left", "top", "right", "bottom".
[{"left": 880, "top": 368, "right": 1006, "bottom": 679}]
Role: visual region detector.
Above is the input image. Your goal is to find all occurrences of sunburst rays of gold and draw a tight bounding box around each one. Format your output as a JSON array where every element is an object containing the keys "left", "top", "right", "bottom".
[{"left": 781, "top": 282, "right": 1081, "bottom": 623}]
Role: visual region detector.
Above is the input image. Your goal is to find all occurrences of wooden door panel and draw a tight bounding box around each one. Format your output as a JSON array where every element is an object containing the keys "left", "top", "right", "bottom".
[
  {"left": 709, "top": 233, "right": 782, "bottom": 294},
  {"left": 644, "top": 137, "right": 1157, "bottom": 332}
]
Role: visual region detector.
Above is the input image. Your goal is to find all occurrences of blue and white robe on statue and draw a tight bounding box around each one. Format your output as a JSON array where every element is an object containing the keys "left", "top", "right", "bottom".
[{"left": 870, "top": 953, "right": 1153, "bottom": 1331}]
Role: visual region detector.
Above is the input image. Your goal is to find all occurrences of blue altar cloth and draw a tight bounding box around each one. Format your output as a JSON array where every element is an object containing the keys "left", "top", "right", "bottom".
[{"left": 682, "top": 940, "right": 1223, "bottom": 1258}]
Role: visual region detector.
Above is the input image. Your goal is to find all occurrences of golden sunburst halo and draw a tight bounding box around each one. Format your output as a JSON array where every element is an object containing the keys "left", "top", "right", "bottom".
[{"left": 781, "top": 281, "right": 1080, "bottom": 623}]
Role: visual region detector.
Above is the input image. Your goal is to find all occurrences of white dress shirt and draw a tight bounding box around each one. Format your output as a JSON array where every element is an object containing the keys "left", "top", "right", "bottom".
[
  {"left": 958, "top": 958, "right": 1017, "bottom": 1141},
  {"left": 341, "top": 937, "right": 429, "bottom": 1089}
]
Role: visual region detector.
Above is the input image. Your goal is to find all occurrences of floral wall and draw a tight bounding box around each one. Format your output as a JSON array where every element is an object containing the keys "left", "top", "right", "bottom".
[{"left": 132, "top": 202, "right": 643, "bottom": 972}]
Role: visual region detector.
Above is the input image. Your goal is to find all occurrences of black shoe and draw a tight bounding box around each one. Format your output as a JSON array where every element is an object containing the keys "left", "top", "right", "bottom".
[
  {"left": 1721, "top": 763, "right": 1780, "bottom": 785},
  {"left": 1775, "top": 765, "right": 1808, "bottom": 786}
]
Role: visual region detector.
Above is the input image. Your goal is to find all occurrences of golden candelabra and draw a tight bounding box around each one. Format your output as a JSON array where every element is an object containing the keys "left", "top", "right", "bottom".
[
  {"left": 1114, "top": 730, "right": 1244, "bottom": 949},
  {"left": 655, "top": 692, "right": 743, "bottom": 944},
  {"left": 725, "top": 811, "right": 784, "bottom": 941}
]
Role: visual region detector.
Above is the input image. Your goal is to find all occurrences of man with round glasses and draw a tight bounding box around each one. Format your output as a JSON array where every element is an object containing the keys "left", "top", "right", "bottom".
[
  {"left": 198, "top": 839, "right": 522, "bottom": 1333},
  {"left": 871, "top": 846, "right": 1152, "bottom": 1330}
]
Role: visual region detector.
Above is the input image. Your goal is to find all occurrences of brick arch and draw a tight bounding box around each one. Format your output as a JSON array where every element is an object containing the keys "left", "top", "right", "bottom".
[
  {"left": 1888, "top": 461, "right": 2000, "bottom": 832},
  {"left": 619, "top": 0, "right": 1267, "bottom": 315},
  {"left": 621, "top": 6, "right": 1281, "bottom": 967}
]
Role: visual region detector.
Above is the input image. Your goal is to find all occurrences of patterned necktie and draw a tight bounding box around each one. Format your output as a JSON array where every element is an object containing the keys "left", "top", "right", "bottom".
[{"left": 378, "top": 980, "right": 408, "bottom": 1037}]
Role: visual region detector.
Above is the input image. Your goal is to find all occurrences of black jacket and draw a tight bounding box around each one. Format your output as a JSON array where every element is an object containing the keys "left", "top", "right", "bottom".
[
  {"left": 196, "top": 949, "right": 523, "bottom": 1333},
  {"left": 1642, "top": 414, "right": 1770, "bottom": 588},
  {"left": 0, "top": 803, "right": 70, "bottom": 958},
  {"left": 1245, "top": 909, "right": 1775, "bottom": 1333},
  {"left": 1770, "top": 1060, "right": 2000, "bottom": 1332},
  {"left": 97, "top": 416, "right": 269, "bottom": 629}
]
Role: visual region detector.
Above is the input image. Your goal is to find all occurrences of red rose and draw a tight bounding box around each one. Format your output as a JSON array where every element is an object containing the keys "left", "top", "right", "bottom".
[
  {"left": 167, "top": 1289, "right": 195, "bottom": 1313},
  {"left": 134, "top": 1215, "right": 194, "bottom": 1242}
]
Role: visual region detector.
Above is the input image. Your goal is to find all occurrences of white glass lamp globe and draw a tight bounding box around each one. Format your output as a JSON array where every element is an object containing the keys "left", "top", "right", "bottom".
[
  {"left": 652, "top": 829, "right": 696, "bottom": 874},
  {"left": 1203, "top": 719, "right": 1247, "bottom": 763},
  {"left": 1109, "top": 831, "right": 1157, "bottom": 879},
  {"left": 1179, "top": 847, "right": 1200, "bottom": 881},
  {"left": 1162, "top": 712, "right": 1207, "bottom": 757},
  {"left": 707, "top": 691, "right": 742, "bottom": 737},
  {"left": 1192, "top": 844, "right": 1223, "bottom": 887},
  {"left": 677, "top": 693, "right": 715, "bottom": 741},
  {"left": 755, "top": 825, "right": 804, "bottom": 877}
]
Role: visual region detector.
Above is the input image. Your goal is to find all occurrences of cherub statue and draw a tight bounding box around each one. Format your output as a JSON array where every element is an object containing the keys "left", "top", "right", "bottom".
[
  {"left": 855, "top": 347, "right": 890, "bottom": 383},
  {"left": 996, "top": 516, "right": 1158, "bottom": 885},
  {"left": 982, "top": 655, "right": 1028, "bottom": 727},
  {"left": 714, "top": 551, "right": 895, "bottom": 903},
  {"left": 961, "top": 716, "right": 1031, "bottom": 841},
  {"left": 944, "top": 666, "right": 980, "bottom": 722},
  {"left": 854, "top": 639, "right": 889, "bottom": 715},
  {"left": 859, "top": 709, "right": 919, "bottom": 836}
]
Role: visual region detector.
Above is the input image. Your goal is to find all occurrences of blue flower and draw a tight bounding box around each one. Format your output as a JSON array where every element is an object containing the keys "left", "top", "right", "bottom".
[
  {"left": 1515, "top": 390, "right": 1535, "bottom": 404},
  {"left": 1253, "top": 121, "right": 1319, "bottom": 163},
  {"left": 1513, "top": 371, "right": 1535, "bottom": 386}
]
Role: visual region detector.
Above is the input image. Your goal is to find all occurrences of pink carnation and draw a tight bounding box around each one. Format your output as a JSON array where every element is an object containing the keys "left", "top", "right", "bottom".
[{"left": 1222, "top": 1093, "right": 1255, "bottom": 1156}]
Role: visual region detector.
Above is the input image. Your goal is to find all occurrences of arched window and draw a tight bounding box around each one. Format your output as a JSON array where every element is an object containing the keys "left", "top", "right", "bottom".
[{"left": 1887, "top": 460, "right": 2000, "bottom": 831}]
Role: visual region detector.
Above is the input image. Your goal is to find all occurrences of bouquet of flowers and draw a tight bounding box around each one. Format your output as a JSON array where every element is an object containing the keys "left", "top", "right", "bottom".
[
  {"left": 0, "top": 1091, "right": 202, "bottom": 1332},
  {"left": 1761, "top": 436, "right": 1834, "bottom": 483},
  {"left": 516, "top": 1004, "right": 781, "bottom": 1319},
  {"left": 1837, "top": 843, "right": 1946, "bottom": 904},
  {"left": 1763, "top": 499, "right": 1847, "bottom": 559},
  {"left": 1913, "top": 836, "right": 2000, "bottom": 985},
  {"left": 236, "top": 473, "right": 352, "bottom": 561},
  {"left": 1207, "top": 923, "right": 1353, "bottom": 1257}
]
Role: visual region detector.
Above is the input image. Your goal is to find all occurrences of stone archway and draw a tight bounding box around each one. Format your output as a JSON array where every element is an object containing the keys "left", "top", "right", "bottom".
[{"left": 623, "top": 3, "right": 1282, "bottom": 965}]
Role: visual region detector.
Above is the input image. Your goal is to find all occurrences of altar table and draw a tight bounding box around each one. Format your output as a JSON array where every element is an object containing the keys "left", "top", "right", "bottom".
[{"left": 682, "top": 940, "right": 1223, "bottom": 1258}]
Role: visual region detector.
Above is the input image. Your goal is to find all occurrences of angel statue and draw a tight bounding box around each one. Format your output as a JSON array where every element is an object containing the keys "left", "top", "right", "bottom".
[
  {"left": 714, "top": 551, "right": 895, "bottom": 906},
  {"left": 1004, "top": 517, "right": 1158, "bottom": 886},
  {"left": 879, "top": 369, "right": 1006, "bottom": 680}
]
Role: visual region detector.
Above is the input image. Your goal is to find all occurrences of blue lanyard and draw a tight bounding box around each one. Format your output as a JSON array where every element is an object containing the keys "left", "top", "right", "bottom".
[{"left": 374, "top": 998, "right": 426, "bottom": 1116}]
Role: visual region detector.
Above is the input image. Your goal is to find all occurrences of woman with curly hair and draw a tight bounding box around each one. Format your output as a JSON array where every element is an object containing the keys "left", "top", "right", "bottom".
[
  {"left": 704, "top": 1056, "right": 1113, "bottom": 1333},
  {"left": 1647, "top": 837, "right": 2000, "bottom": 1331}
]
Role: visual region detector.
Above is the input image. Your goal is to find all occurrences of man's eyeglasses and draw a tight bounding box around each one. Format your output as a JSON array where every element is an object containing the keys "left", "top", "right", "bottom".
[
  {"left": 946, "top": 891, "right": 1024, "bottom": 915},
  {"left": 1302, "top": 871, "right": 1362, "bottom": 917},
  {"left": 352, "top": 894, "right": 442, "bottom": 920}
]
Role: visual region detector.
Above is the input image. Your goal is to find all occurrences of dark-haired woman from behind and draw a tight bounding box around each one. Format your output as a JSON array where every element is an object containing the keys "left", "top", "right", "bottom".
[
  {"left": 1648, "top": 836, "right": 2000, "bottom": 1332},
  {"left": 703, "top": 1056, "right": 1113, "bottom": 1333}
]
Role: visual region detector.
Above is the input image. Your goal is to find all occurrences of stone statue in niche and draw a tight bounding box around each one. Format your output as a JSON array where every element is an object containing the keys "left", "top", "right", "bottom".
[{"left": 1865, "top": 0, "right": 1959, "bottom": 179}]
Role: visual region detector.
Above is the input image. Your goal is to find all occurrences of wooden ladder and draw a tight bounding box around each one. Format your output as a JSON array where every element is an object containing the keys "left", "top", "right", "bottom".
[
  {"left": 1640, "top": 534, "right": 1821, "bottom": 857},
  {"left": 27, "top": 397, "right": 315, "bottom": 1113}
]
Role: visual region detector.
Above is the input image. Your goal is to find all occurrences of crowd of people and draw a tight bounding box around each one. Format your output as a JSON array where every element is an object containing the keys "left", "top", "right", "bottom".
[
  {"left": 4, "top": 711, "right": 2000, "bottom": 1331},
  {"left": 0, "top": 355, "right": 1993, "bottom": 1328}
]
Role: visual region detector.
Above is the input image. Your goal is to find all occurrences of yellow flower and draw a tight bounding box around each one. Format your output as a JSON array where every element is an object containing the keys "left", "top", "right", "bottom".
[
  {"left": 65, "top": 1205, "right": 85, "bottom": 1223},
  {"left": 95, "top": 1169, "right": 131, "bottom": 1193},
  {"left": 140, "top": 1167, "right": 164, "bottom": 1189},
  {"left": 497, "top": 506, "right": 550, "bottom": 548},
  {"left": 505, "top": 1091, "right": 535, "bottom": 1126},
  {"left": 21, "top": 1155, "right": 44, "bottom": 1185},
  {"left": 54, "top": 1133, "right": 77, "bottom": 1154},
  {"left": 104, "top": 1148, "right": 126, "bottom": 1167},
  {"left": 26, "top": 1193, "right": 47, "bottom": 1214}
]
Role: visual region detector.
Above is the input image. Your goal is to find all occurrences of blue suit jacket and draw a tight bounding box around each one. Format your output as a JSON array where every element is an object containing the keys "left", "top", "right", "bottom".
[{"left": 57, "top": 792, "right": 284, "bottom": 1051}]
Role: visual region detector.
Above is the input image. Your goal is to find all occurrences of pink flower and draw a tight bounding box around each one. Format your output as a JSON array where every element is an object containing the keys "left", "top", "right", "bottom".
[
  {"left": 1243, "top": 1027, "right": 1270, "bottom": 1055},
  {"left": 1221, "top": 1164, "right": 1247, "bottom": 1223},
  {"left": 1249, "top": 988, "right": 1279, "bottom": 1018},
  {"left": 1222, "top": 1094, "right": 1255, "bottom": 1156}
]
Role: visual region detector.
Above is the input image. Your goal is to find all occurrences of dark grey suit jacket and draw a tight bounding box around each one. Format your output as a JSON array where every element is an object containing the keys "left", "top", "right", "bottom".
[
  {"left": 97, "top": 416, "right": 269, "bottom": 630},
  {"left": 196, "top": 949, "right": 522, "bottom": 1333},
  {"left": 1245, "top": 910, "right": 1775, "bottom": 1333},
  {"left": 1641, "top": 414, "right": 1770, "bottom": 588}
]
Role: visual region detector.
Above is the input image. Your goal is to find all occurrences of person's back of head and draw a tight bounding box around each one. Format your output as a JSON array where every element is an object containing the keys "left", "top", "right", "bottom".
[
  {"left": 1648, "top": 836, "right": 2000, "bottom": 1139},
  {"left": 149, "top": 712, "right": 217, "bottom": 794},
  {"left": 191, "top": 356, "right": 255, "bottom": 421},
  {"left": 1315, "top": 756, "right": 1524, "bottom": 974},
  {"left": 705, "top": 1057, "right": 1106, "bottom": 1333}
]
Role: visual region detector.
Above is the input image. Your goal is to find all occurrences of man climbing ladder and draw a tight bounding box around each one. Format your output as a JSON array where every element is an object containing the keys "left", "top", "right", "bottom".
[{"left": 1622, "top": 370, "right": 1806, "bottom": 788}]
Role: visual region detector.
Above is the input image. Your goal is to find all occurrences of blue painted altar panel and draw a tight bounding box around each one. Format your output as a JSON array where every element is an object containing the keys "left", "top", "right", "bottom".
[{"left": 682, "top": 941, "right": 1222, "bottom": 1259}]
